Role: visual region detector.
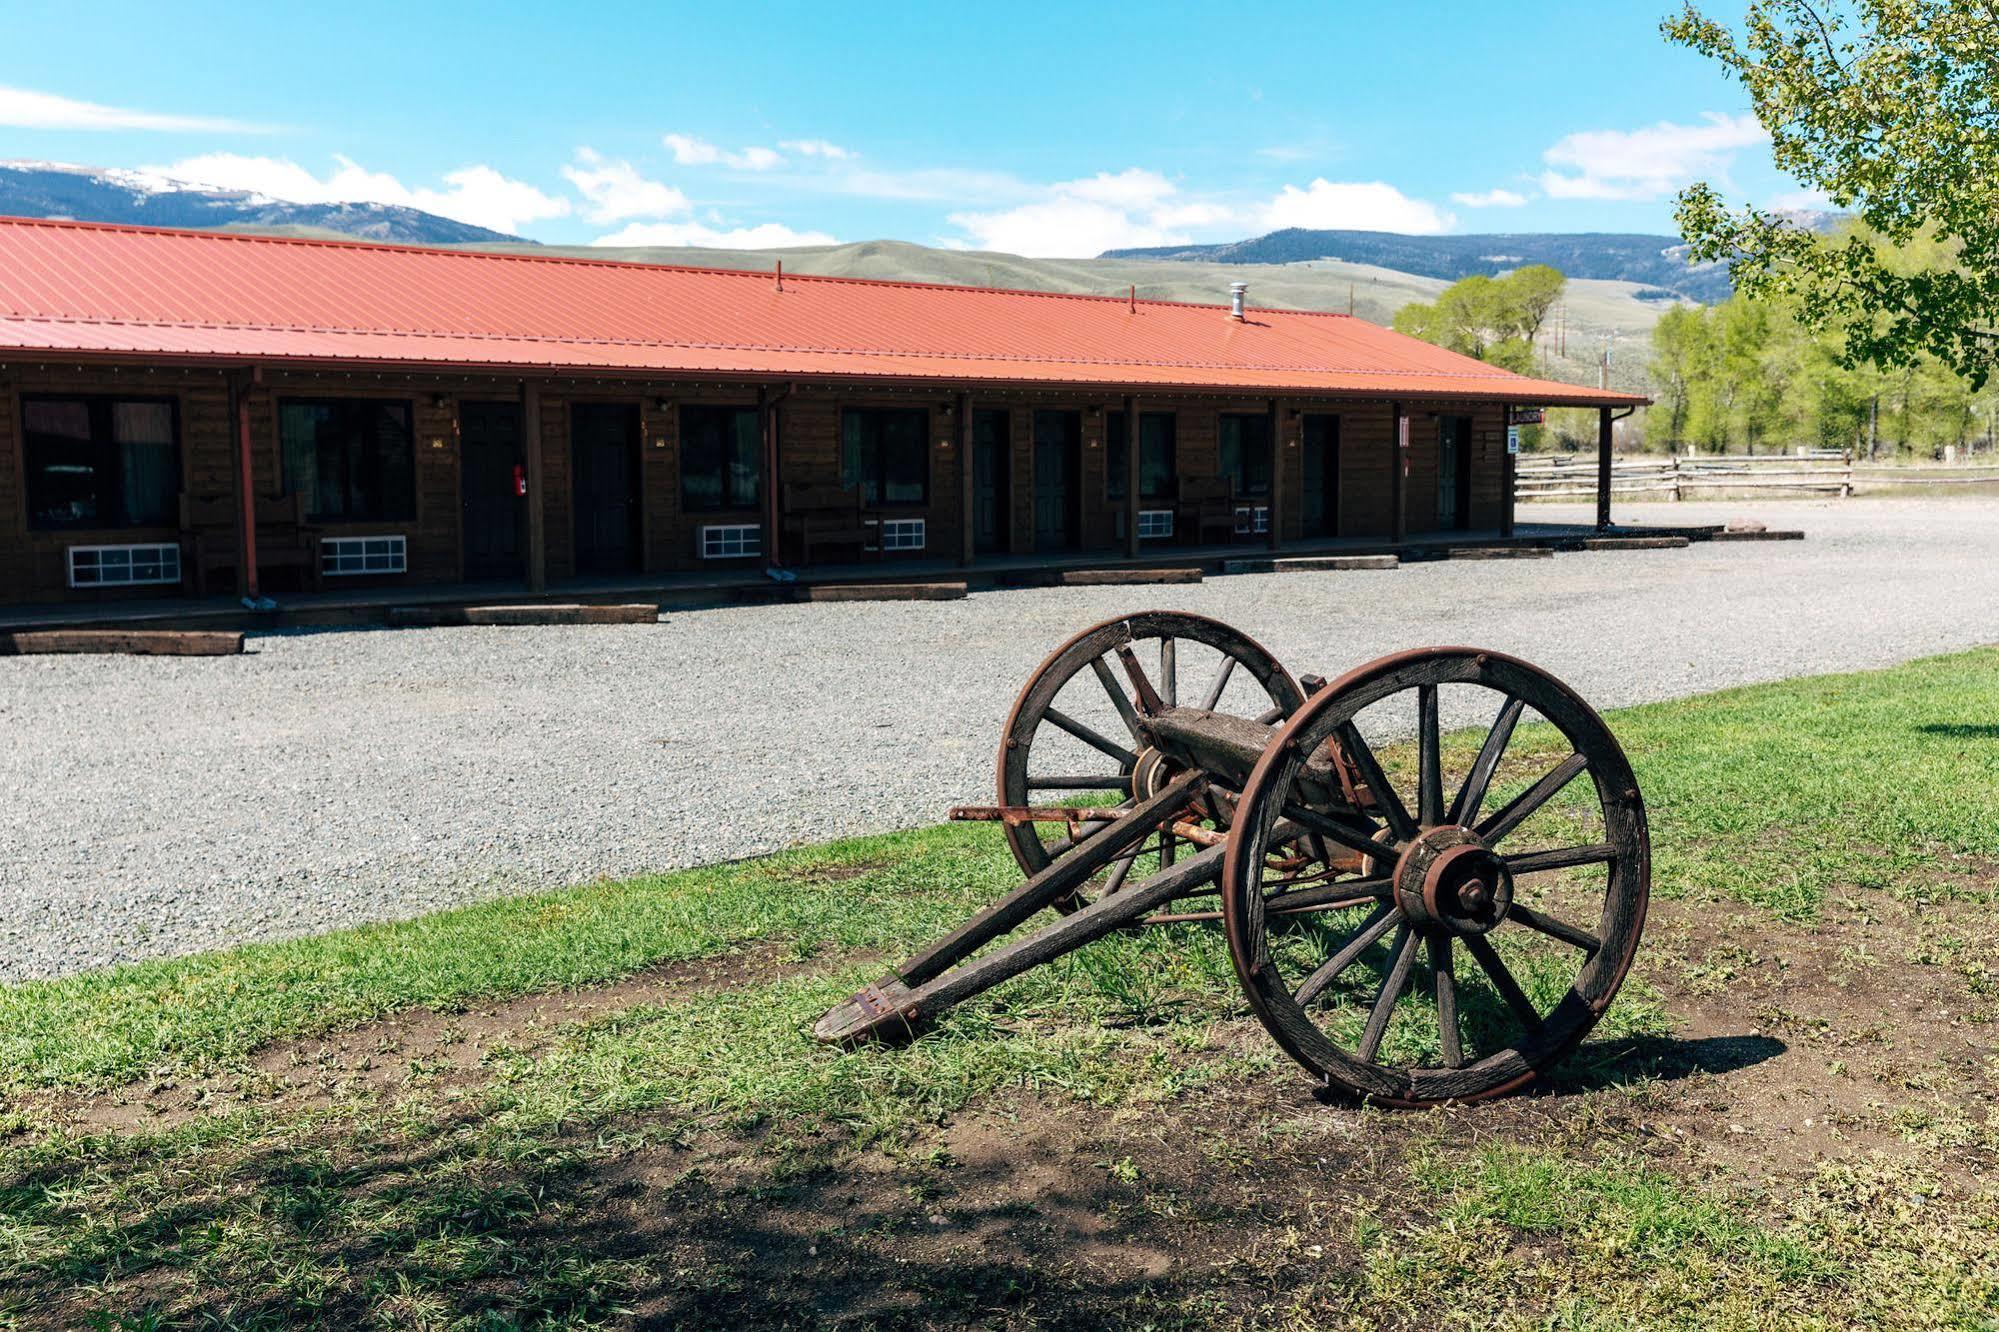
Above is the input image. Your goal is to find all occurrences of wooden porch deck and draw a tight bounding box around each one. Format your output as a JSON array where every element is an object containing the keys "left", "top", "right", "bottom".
[{"left": 0, "top": 519, "right": 1717, "bottom": 633}]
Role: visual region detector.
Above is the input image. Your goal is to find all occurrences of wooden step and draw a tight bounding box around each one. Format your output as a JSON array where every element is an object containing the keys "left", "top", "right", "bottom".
[
  {"left": 386, "top": 603, "right": 659, "bottom": 626},
  {"left": 807, "top": 581, "right": 968, "bottom": 602},
  {"left": 1055, "top": 567, "right": 1202, "bottom": 586},
  {"left": 0, "top": 629, "right": 244, "bottom": 656}
]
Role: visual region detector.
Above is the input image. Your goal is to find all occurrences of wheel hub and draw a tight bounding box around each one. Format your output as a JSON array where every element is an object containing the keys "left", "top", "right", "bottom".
[
  {"left": 1393, "top": 827, "right": 1513, "bottom": 935},
  {"left": 1129, "top": 746, "right": 1181, "bottom": 800}
]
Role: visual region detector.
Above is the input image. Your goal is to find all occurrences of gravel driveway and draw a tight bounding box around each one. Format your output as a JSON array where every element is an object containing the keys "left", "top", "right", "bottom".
[{"left": 6, "top": 496, "right": 1998, "bottom": 981}]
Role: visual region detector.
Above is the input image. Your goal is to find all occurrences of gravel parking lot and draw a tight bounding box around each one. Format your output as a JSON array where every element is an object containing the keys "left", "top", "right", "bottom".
[{"left": 6, "top": 496, "right": 1998, "bottom": 981}]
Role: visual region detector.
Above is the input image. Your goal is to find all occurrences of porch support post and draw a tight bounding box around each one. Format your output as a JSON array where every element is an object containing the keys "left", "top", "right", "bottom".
[
  {"left": 958, "top": 391, "right": 974, "bottom": 567},
  {"left": 523, "top": 379, "right": 546, "bottom": 594},
  {"left": 760, "top": 385, "right": 782, "bottom": 569},
  {"left": 232, "top": 368, "right": 261, "bottom": 602},
  {"left": 1123, "top": 394, "right": 1140, "bottom": 558},
  {"left": 1595, "top": 405, "right": 1614, "bottom": 531},
  {"left": 1500, "top": 408, "right": 1517, "bottom": 539},
  {"left": 1266, "top": 397, "right": 1283, "bottom": 550},
  {"left": 1391, "top": 401, "right": 1409, "bottom": 546}
]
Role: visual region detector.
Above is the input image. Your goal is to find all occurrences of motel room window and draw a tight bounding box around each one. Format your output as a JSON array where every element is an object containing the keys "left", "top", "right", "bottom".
[
  {"left": 680, "top": 405, "right": 761, "bottom": 511},
  {"left": 279, "top": 398, "right": 416, "bottom": 522},
  {"left": 840, "top": 407, "right": 928, "bottom": 505},
  {"left": 1106, "top": 412, "right": 1177, "bottom": 503},
  {"left": 1218, "top": 413, "right": 1273, "bottom": 498},
  {"left": 22, "top": 395, "right": 180, "bottom": 531}
]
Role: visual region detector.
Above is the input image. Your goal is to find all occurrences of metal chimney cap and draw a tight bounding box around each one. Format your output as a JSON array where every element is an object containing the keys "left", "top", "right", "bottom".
[{"left": 1228, "top": 281, "right": 1248, "bottom": 320}]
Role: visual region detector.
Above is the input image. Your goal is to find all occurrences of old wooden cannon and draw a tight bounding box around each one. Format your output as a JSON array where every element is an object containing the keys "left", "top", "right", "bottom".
[{"left": 817, "top": 611, "right": 1649, "bottom": 1105}]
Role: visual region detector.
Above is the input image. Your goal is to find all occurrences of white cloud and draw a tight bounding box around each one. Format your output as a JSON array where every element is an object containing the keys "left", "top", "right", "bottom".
[
  {"left": 949, "top": 166, "right": 1460, "bottom": 256},
  {"left": 144, "top": 153, "right": 571, "bottom": 235},
  {"left": 780, "top": 138, "right": 853, "bottom": 160},
  {"left": 661, "top": 133, "right": 784, "bottom": 171},
  {"left": 835, "top": 164, "right": 1030, "bottom": 205},
  {"left": 591, "top": 220, "right": 836, "bottom": 248},
  {"left": 0, "top": 84, "right": 265, "bottom": 133},
  {"left": 949, "top": 196, "right": 1192, "bottom": 257},
  {"left": 561, "top": 148, "right": 687, "bottom": 222},
  {"left": 1539, "top": 112, "right": 1767, "bottom": 201},
  {"left": 662, "top": 133, "right": 720, "bottom": 167},
  {"left": 1060, "top": 168, "right": 1178, "bottom": 210},
  {"left": 1451, "top": 187, "right": 1529, "bottom": 208},
  {"left": 1260, "top": 179, "right": 1455, "bottom": 234},
  {"left": 947, "top": 168, "right": 1208, "bottom": 256}
]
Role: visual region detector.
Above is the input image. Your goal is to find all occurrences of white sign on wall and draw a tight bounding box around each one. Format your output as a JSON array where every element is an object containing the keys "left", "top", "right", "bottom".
[{"left": 1506, "top": 425, "right": 1521, "bottom": 455}]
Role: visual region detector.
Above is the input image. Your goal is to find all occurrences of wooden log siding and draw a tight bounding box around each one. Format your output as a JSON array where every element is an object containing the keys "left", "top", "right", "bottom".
[{"left": 0, "top": 364, "right": 1531, "bottom": 605}]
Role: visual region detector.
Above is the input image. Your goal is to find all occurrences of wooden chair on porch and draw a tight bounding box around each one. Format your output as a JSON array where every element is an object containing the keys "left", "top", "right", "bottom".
[
  {"left": 179, "top": 493, "right": 240, "bottom": 596},
  {"left": 253, "top": 493, "right": 323, "bottom": 592},
  {"left": 1176, "top": 477, "right": 1237, "bottom": 545},
  {"left": 781, "top": 483, "right": 871, "bottom": 564}
]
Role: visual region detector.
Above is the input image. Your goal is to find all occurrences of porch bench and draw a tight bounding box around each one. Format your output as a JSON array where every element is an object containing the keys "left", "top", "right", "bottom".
[
  {"left": 782, "top": 484, "right": 871, "bottom": 564},
  {"left": 1176, "top": 478, "right": 1237, "bottom": 545},
  {"left": 179, "top": 493, "right": 238, "bottom": 596}
]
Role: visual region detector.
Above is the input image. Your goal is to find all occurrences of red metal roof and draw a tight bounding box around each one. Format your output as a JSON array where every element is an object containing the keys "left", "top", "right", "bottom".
[{"left": 0, "top": 216, "right": 1648, "bottom": 405}]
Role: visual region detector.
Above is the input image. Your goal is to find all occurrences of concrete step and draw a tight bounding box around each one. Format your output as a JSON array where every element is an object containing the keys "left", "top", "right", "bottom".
[
  {"left": 1221, "top": 554, "right": 1399, "bottom": 574},
  {"left": 1055, "top": 567, "right": 1202, "bottom": 586},
  {"left": 807, "top": 582, "right": 968, "bottom": 602},
  {"left": 1275, "top": 554, "right": 1399, "bottom": 572},
  {"left": 1582, "top": 535, "right": 1692, "bottom": 550},
  {"left": 387, "top": 603, "right": 659, "bottom": 626},
  {"left": 1707, "top": 529, "right": 1807, "bottom": 542}
]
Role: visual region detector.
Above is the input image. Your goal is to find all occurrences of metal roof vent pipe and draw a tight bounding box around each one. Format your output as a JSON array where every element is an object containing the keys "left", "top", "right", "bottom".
[{"left": 1229, "top": 281, "right": 1248, "bottom": 321}]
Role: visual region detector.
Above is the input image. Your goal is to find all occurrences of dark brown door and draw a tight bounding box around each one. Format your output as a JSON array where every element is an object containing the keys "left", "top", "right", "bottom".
[
  {"left": 572, "top": 402, "right": 641, "bottom": 575},
  {"left": 1033, "top": 409, "right": 1080, "bottom": 551},
  {"left": 461, "top": 400, "right": 526, "bottom": 581},
  {"left": 1437, "top": 415, "right": 1473, "bottom": 531},
  {"left": 973, "top": 408, "right": 1009, "bottom": 555},
  {"left": 1301, "top": 414, "right": 1340, "bottom": 538}
]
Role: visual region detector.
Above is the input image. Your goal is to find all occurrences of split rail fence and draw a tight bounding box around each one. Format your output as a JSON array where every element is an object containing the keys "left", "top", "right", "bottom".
[{"left": 1515, "top": 451, "right": 1999, "bottom": 501}]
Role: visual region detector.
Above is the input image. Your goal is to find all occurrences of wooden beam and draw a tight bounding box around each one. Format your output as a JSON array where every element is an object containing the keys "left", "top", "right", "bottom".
[
  {"left": 1392, "top": 402, "right": 1409, "bottom": 546},
  {"left": 1500, "top": 409, "right": 1517, "bottom": 539},
  {"left": 1123, "top": 394, "right": 1140, "bottom": 558},
  {"left": 2, "top": 630, "right": 244, "bottom": 656},
  {"left": 760, "top": 384, "right": 783, "bottom": 568},
  {"left": 1266, "top": 397, "right": 1283, "bottom": 550},
  {"left": 232, "top": 370, "right": 261, "bottom": 602},
  {"left": 1596, "top": 405, "right": 1614, "bottom": 531},
  {"left": 522, "top": 380, "right": 546, "bottom": 593},
  {"left": 958, "top": 391, "right": 974, "bottom": 567}
]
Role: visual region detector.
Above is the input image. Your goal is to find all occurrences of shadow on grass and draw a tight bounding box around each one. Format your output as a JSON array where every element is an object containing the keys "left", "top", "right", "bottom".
[
  {"left": 1914, "top": 722, "right": 1999, "bottom": 740},
  {"left": 4, "top": 1095, "right": 1356, "bottom": 1332}
]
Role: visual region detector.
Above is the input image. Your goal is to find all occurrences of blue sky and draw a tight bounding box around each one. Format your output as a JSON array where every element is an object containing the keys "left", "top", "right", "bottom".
[{"left": 0, "top": 0, "right": 1815, "bottom": 254}]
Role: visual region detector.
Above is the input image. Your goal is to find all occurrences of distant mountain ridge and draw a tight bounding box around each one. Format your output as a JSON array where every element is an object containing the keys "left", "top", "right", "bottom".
[
  {"left": 0, "top": 161, "right": 524, "bottom": 245},
  {"left": 1102, "top": 228, "right": 1735, "bottom": 304}
]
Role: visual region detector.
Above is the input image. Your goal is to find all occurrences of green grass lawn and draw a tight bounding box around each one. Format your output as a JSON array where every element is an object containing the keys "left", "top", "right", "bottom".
[{"left": 2, "top": 649, "right": 1996, "bottom": 1330}]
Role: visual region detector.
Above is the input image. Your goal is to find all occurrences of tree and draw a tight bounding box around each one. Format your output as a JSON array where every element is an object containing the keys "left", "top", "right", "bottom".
[
  {"left": 1664, "top": 2, "right": 1999, "bottom": 385},
  {"left": 1394, "top": 266, "right": 1569, "bottom": 371}
]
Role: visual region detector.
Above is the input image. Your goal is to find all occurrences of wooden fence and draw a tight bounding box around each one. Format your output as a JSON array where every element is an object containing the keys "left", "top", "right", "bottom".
[{"left": 1516, "top": 451, "right": 1999, "bottom": 501}]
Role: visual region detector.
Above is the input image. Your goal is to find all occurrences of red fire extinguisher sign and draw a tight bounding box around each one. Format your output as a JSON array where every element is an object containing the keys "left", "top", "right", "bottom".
[{"left": 513, "top": 464, "right": 527, "bottom": 497}]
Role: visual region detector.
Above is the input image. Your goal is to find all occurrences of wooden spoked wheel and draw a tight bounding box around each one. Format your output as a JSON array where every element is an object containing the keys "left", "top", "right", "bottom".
[
  {"left": 1222, "top": 648, "right": 1649, "bottom": 1106},
  {"left": 998, "top": 610, "right": 1304, "bottom": 911}
]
